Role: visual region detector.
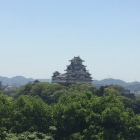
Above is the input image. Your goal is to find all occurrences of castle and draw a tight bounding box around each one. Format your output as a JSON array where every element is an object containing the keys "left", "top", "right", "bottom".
[{"left": 52, "top": 56, "right": 92, "bottom": 86}]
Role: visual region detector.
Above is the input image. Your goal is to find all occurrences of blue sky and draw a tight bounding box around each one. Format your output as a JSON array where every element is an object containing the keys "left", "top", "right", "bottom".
[{"left": 0, "top": 0, "right": 140, "bottom": 82}]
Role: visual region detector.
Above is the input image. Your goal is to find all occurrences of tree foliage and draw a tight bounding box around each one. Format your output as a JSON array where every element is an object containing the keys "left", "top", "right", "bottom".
[{"left": 1, "top": 83, "right": 140, "bottom": 140}]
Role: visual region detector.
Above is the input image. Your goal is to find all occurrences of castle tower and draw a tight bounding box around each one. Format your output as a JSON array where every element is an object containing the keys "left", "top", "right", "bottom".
[{"left": 52, "top": 56, "right": 92, "bottom": 86}]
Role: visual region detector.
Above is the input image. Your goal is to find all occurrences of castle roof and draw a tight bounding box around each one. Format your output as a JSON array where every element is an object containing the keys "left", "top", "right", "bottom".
[{"left": 69, "top": 56, "right": 84, "bottom": 62}]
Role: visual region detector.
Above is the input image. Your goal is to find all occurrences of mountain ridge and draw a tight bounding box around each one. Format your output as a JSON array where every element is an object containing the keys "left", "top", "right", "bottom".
[
  {"left": 0, "top": 76, "right": 51, "bottom": 85},
  {"left": 0, "top": 76, "right": 140, "bottom": 92}
]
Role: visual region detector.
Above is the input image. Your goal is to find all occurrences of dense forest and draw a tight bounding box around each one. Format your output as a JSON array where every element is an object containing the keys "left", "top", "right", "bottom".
[{"left": 1, "top": 82, "right": 140, "bottom": 140}]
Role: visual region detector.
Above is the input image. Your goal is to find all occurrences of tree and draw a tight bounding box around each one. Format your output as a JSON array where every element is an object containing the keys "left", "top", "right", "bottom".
[{"left": 10, "top": 96, "right": 52, "bottom": 133}]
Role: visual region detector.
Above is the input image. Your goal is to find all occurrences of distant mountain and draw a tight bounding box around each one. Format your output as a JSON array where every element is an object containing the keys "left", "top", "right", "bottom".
[
  {"left": 127, "top": 81, "right": 140, "bottom": 86},
  {"left": 10, "top": 76, "right": 34, "bottom": 85},
  {"left": 0, "top": 76, "right": 10, "bottom": 85},
  {"left": 93, "top": 78, "right": 140, "bottom": 92},
  {"left": 125, "top": 84, "right": 140, "bottom": 92},
  {"left": 93, "top": 78, "right": 127, "bottom": 86},
  {"left": 0, "top": 76, "right": 51, "bottom": 85},
  {"left": 0, "top": 76, "right": 140, "bottom": 92}
]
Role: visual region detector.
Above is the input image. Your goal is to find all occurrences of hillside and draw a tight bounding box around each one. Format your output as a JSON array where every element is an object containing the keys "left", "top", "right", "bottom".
[
  {"left": 1, "top": 76, "right": 140, "bottom": 92},
  {"left": 93, "top": 78, "right": 127, "bottom": 86},
  {"left": 93, "top": 78, "right": 140, "bottom": 92},
  {"left": 0, "top": 76, "right": 51, "bottom": 85}
]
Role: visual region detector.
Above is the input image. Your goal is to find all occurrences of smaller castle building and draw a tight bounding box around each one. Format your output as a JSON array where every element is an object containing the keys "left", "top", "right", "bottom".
[{"left": 52, "top": 56, "right": 92, "bottom": 85}]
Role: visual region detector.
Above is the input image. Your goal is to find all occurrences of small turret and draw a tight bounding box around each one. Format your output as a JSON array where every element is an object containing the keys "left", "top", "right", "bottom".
[{"left": 52, "top": 71, "right": 61, "bottom": 77}]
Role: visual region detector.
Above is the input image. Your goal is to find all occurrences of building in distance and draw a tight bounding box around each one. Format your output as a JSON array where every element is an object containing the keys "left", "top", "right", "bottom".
[{"left": 52, "top": 56, "right": 92, "bottom": 86}]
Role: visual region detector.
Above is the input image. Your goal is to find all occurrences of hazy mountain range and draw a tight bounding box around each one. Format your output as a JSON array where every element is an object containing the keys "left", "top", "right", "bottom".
[
  {"left": 93, "top": 79, "right": 140, "bottom": 92},
  {"left": 0, "top": 76, "right": 140, "bottom": 92},
  {"left": 93, "top": 78, "right": 140, "bottom": 86},
  {"left": 0, "top": 76, "right": 51, "bottom": 85}
]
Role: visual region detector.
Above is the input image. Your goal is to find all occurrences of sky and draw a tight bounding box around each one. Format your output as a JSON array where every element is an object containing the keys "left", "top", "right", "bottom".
[{"left": 0, "top": 0, "right": 140, "bottom": 82}]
